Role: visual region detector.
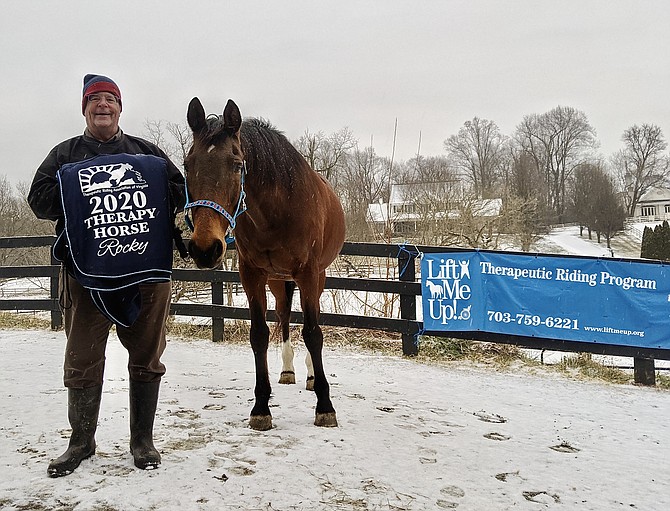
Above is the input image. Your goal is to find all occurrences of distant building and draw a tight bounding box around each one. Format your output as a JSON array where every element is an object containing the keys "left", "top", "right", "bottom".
[
  {"left": 367, "top": 182, "right": 501, "bottom": 236},
  {"left": 634, "top": 187, "right": 670, "bottom": 220}
]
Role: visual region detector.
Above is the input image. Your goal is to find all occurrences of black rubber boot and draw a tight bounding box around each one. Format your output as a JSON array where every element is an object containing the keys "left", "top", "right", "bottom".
[
  {"left": 47, "top": 385, "right": 103, "bottom": 478},
  {"left": 129, "top": 380, "right": 161, "bottom": 470}
]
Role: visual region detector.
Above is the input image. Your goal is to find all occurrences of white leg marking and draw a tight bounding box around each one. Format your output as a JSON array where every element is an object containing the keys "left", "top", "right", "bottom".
[
  {"left": 305, "top": 352, "right": 315, "bottom": 391},
  {"left": 281, "top": 339, "right": 295, "bottom": 374}
]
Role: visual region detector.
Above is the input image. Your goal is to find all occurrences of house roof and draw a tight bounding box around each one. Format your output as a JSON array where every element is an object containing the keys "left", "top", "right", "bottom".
[
  {"left": 475, "top": 198, "right": 503, "bottom": 217},
  {"left": 638, "top": 187, "right": 670, "bottom": 203},
  {"left": 366, "top": 202, "right": 388, "bottom": 223}
]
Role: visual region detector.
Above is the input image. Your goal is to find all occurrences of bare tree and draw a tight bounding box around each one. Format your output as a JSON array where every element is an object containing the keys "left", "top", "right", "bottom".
[
  {"left": 571, "top": 163, "right": 598, "bottom": 238},
  {"left": 294, "top": 127, "right": 355, "bottom": 183},
  {"left": 501, "top": 195, "right": 544, "bottom": 252},
  {"left": 385, "top": 179, "right": 461, "bottom": 245},
  {"left": 445, "top": 117, "right": 507, "bottom": 198},
  {"left": 571, "top": 163, "right": 625, "bottom": 247},
  {"left": 143, "top": 119, "right": 192, "bottom": 168},
  {"left": 515, "top": 106, "right": 597, "bottom": 223},
  {"left": 339, "top": 146, "right": 389, "bottom": 240},
  {"left": 442, "top": 194, "right": 503, "bottom": 249},
  {"left": 167, "top": 121, "right": 193, "bottom": 166},
  {"left": 0, "top": 177, "right": 52, "bottom": 265},
  {"left": 611, "top": 123, "right": 669, "bottom": 216},
  {"left": 507, "top": 148, "right": 547, "bottom": 204},
  {"left": 396, "top": 155, "right": 457, "bottom": 185}
]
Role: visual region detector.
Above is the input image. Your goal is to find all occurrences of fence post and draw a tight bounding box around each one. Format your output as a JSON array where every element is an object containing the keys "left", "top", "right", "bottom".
[
  {"left": 398, "top": 250, "right": 418, "bottom": 356},
  {"left": 211, "top": 273, "right": 224, "bottom": 342},
  {"left": 49, "top": 254, "right": 62, "bottom": 330},
  {"left": 633, "top": 357, "right": 655, "bottom": 386}
]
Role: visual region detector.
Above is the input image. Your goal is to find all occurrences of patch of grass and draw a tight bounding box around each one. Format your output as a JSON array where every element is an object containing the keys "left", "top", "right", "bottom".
[
  {"left": 656, "top": 373, "right": 670, "bottom": 390},
  {"left": 166, "top": 320, "right": 213, "bottom": 341},
  {"left": 415, "top": 336, "right": 529, "bottom": 368},
  {"left": 556, "top": 353, "right": 632, "bottom": 384},
  {"left": 325, "top": 327, "right": 403, "bottom": 355},
  {"left": 0, "top": 311, "right": 51, "bottom": 330}
]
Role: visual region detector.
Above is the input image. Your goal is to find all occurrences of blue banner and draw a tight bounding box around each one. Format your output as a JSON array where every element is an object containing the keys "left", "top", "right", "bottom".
[{"left": 421, "top": 251, "right": 670, "bottom": 350}]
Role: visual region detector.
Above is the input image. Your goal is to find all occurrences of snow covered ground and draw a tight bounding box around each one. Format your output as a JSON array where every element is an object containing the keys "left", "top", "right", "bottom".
[
  {"left": 542, "top": 226, "right": 616, "bottom": 258},
  {"left": 1, "top": 329, "right": 669, "bottom": 511},
  {"left": 1, "top": 224, "right": 669, "bottom": 510}
]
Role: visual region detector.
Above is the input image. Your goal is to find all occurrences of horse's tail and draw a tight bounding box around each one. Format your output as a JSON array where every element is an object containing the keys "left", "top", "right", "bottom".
[
  {"left": 271, "top": 281, "right": 297, "bottom": 343},
  {"left": 285, "top": 281, "right": 297, "bottom": 306}
]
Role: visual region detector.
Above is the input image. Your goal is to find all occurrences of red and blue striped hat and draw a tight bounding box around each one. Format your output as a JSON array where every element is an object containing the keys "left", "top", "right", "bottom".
[{"left": 82, "top": 74, "right": 122, "bottom": 114}]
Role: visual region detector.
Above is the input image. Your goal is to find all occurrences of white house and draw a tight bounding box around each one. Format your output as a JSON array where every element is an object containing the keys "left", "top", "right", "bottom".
[
  {"left": 633, "top": 187, "right": 670, "bottom": 220},
  {"left": 367, "top": 182, "right": 501, "bottom": 236}
]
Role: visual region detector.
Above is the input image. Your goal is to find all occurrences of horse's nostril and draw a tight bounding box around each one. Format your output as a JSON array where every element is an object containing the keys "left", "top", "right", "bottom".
[
  {"left": 188, "top": 239, "right": 224, "bottom": 269},
  {"left": 211, "top": 239, "right": 223, "bottom": 263},
  {"left": 187, "top": 239, "right": 199, "bottom": 258}
]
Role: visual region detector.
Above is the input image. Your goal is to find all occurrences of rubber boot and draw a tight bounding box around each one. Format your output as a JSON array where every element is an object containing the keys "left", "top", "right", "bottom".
[
  {"left": 129, "top": 380, "right": 161, "bottom": 470},
  {"left": 47, "top": 385, "right": 103, "bottom": 478}
]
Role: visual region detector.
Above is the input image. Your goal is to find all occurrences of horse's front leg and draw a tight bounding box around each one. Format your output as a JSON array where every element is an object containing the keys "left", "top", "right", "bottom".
[
  {"left": 297, "top": 271, "right": 337, "bottom": 427},
  {"left": 241, "top": 266, "right": 273, "bottom": 431}
]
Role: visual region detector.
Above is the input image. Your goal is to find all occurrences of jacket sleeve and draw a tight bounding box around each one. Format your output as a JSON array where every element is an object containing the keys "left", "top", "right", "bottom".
[{"left": 27, "top": 146, "right": 63, "bottom": 222}]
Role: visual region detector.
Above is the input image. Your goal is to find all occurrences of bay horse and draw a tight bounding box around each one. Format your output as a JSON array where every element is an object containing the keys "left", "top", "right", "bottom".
[{"left": 184, "top": 98, "right": 345, "bottom": 430}]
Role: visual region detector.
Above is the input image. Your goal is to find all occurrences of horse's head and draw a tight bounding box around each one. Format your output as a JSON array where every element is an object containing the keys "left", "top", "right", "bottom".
[{"left": 185, "top": 97, "right": 245, "bottom": 269}]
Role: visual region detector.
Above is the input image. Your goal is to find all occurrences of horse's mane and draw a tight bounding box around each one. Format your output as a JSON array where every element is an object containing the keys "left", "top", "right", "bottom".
[{"left": 203, "top": 116, "right": 306, "bottom": 188}]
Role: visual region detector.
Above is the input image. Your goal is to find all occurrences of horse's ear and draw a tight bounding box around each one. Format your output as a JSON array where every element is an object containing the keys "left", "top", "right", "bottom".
[
  {"left": 222, "top": 99, "right": 242, "bottom": 134},
  {"left": 187, "top": 97, "right": 207, "bottom": 136}
]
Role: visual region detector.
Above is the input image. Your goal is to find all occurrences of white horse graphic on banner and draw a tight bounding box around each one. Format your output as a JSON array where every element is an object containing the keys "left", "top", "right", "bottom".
[{"left": 425, "top": 280, "right": 444, "bottom": 299}]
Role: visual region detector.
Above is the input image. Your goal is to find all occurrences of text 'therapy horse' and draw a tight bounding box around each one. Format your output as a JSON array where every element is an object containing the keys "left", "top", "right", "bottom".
[{"left": 185, "top": 98, "right": 345, "bottom": 430}]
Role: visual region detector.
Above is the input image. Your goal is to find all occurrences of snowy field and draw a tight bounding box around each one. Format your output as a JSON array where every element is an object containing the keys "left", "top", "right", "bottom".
[{"left": 1, "top": 329, "right": 669, "bottom": 511}]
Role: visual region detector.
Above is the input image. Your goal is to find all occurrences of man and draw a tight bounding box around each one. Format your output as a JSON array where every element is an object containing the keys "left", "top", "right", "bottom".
[{"left": 28, "top": 74, "right": 185, "bottom": 477}]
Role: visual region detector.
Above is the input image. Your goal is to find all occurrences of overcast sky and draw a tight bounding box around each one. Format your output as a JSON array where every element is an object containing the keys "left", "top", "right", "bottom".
[{"left": 2, "top": 0, "right": 669, "bottom": 187}]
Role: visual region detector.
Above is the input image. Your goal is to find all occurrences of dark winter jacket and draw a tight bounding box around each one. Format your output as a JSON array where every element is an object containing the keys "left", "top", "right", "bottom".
[{"left": 28, "top": 130, "right": 186, "bottom": 235}]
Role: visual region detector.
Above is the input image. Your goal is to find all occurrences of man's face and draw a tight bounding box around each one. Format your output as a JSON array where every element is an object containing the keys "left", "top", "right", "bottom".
[{"left": 84, "top": 92, "right": 121, "bottom": 139}]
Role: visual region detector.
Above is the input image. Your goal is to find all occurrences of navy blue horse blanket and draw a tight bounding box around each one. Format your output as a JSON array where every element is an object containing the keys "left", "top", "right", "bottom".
[{"left": 54, "top": 153, "right": 173, "bottom": 326}]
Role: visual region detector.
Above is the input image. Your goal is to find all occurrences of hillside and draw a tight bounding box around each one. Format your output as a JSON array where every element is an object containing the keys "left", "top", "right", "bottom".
[{"left": 534, "top": 223, "right": 646, "bottom": 259}]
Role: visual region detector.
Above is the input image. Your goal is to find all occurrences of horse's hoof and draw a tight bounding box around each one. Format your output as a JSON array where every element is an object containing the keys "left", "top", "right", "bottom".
[
  {"left": 249, "top": 415, "right": 273, "bottom": 431},
  {"left": 278, "top": 371, "right": 296, "bottom": 385},
  {"left": 305, "top": 376, "right": 315, "bottom": 391},
  {"left": 314, "top": 412, "right": 338, "bottom": 427}
]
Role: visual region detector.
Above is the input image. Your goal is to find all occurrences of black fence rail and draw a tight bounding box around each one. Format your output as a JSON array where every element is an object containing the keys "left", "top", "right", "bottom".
[{"left": 1, "top": 235, "right": 667, "bottom": 384}]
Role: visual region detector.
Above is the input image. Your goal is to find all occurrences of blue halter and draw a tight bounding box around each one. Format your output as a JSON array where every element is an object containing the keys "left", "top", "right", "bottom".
[{"left": 183, "top": 161, "right": 248, "bottom": 244}]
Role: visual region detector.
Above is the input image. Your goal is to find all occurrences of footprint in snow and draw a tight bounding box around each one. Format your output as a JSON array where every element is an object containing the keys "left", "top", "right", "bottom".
[
  {"left": 473, "top": 411, "right": 507, "bottom": 423},
  {"left": 549, "top": 441, "right": 580, "bottom": 453},
  {"left": 523, "top": 490, "right": 560, "bottom": 504},
  {"left": 203, "top": 403, "right": 225, "bottom": 411},
  {"left": 484, "top": 432, "right": 511, "bottom": 441},
  {"left": 437, "top": 485, "right": 465, "bottom": 508},
  {"left": 495, "top": 470, "right": 523, "bottom": 482}
]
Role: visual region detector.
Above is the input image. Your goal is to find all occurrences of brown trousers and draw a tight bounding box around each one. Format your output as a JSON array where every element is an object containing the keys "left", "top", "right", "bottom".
[{"left": 60, "top": 269, "right": 172, "bottom": 388}]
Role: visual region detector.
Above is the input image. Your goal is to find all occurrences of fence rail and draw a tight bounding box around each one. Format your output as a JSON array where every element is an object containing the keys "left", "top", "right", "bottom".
[{"left": 1, "top": 236, "right": 667, "bottom": 384}]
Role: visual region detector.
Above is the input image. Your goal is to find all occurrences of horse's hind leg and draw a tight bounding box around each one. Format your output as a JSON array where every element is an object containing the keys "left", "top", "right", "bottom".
[
  {"left": 297, "top": 270, "right": 337, "bottom": 427},
  {"left": 269, "top": 280, "right": 296, "bottom": 385}
]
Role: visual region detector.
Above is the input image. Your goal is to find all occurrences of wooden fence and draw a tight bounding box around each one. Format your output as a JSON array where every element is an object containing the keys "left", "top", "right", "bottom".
[{"left": 1, "top": 236, "right": 667, "bottom": 385}]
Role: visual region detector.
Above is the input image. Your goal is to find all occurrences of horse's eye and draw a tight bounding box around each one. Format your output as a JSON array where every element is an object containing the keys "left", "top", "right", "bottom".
[{"left": 234, "top": 162, "right": 244, "bottom": 173}]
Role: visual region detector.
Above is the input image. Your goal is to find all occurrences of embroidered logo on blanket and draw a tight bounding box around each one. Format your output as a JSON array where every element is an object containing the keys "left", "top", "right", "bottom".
[{"left": 78, "top": 162, "right": 147, "bottom": 195}]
